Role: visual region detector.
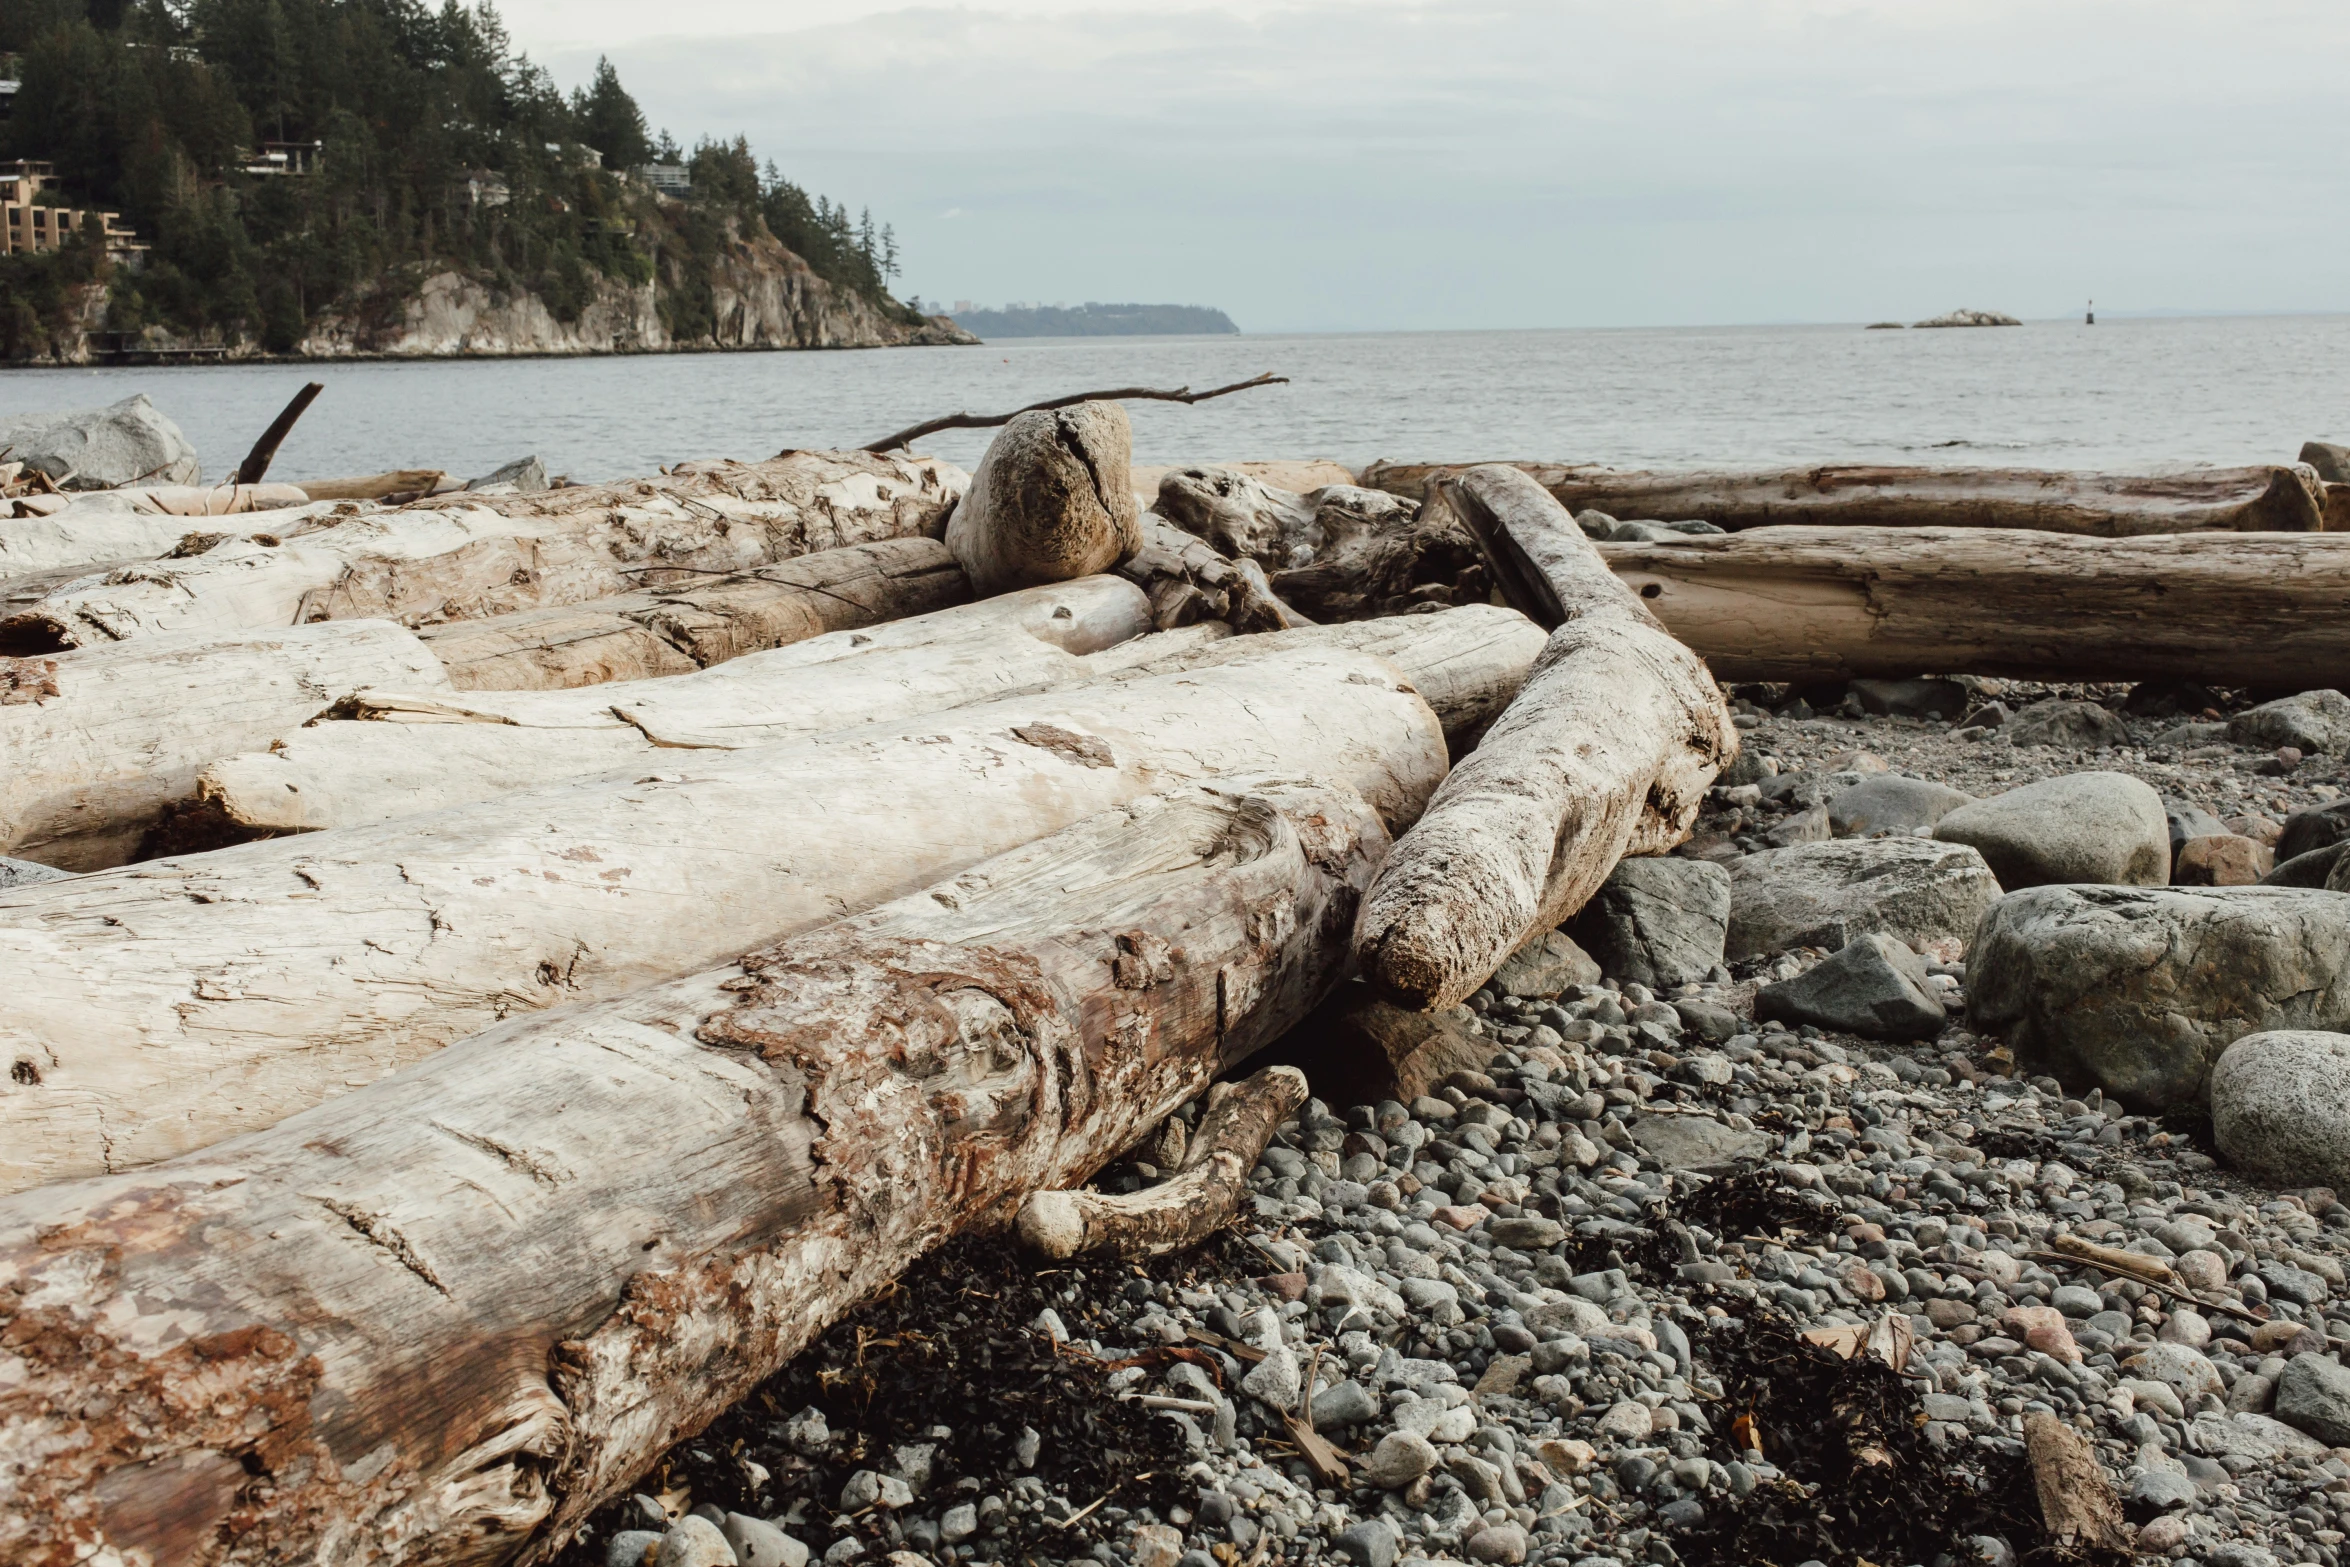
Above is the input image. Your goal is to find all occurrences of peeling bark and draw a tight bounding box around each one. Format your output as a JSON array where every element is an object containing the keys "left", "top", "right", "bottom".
[
  {"left": 416, "top": 535, "right": 970, "bottom": 691},
  {"left": 1, "top": 452, "right": 965, "bottom": 653},
  {"left": 0, "top": 650, "right": 1446, "bottom": 1192},
  {"left": 1596, "top": 525, "right": 2350, "bottom": 688},
  {"left": 1358, "top": 460, "right": 2331, "bottom": 536},
  {"left": 1353, "top": 465, "right": 1736, "bottom": 1011},
  {"left": 0, "top": 777, "right": 1397, "bottom": 1567}
]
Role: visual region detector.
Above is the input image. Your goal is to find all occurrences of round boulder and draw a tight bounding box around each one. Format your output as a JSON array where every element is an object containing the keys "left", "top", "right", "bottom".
[
  {"left": 1827, "top": 775, "right": 1973, "bottom": 839},
  {"left": 2211, "top": 1031, "right": 2350, "bottom": 1192},
  {"left": 1933, "top": 771, "right": 2168, "bottom": 890},
  {"left": 945, "top": 402, "right": 1142, "bottom": 593}
]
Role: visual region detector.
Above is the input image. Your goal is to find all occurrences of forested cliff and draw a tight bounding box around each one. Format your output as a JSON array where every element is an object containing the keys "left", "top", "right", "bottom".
[{"left": 0, "top": 0, "right": 969, "bottom": 358}]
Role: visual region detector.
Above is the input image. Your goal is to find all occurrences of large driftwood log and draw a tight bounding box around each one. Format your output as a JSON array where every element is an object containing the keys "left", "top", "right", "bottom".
[
  {"left": 0, "top": 498, "right": 338, "bottom": 581},
  {"left": 415, "top": 535, "right": 970, "bottom": 690},
  {"left": 1120, "top": 513, "right": 1310, "bottom": 633},
  {"left": 0, "top": 651, "right": 1445, "bottom": 1193},
  {"left": 0, "top": 452, "right": 965, "bottom": 653},
  {"left": 1358, "top": 459, "right": 2331, "bottom": 536},
  {"left": 946, "top": 403, "right": 1141, "bottom": 592},
  {"left": 1117, "top": 602, "right": 1546, "bottom": 744},
  {"left": 0, "top": 776, "right": 1396, "bottom": 1567},
  {"left": 1595, "top": 526, "right": 2350, "bottom": 687},
  {"left": 1, "top": 622, "right": 450, "bottom": 872},
  {"left": 177, "top": 577, "right": 1161, "bottom": 839},
  {"left": 1354, "top": 465, "right": 1737, "bottom": 1010}
]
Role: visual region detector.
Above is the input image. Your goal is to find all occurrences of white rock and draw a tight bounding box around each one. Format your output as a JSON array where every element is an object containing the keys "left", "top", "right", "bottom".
[{"left": 655, "top": 1518, "right": 736, "bottom": 1567}]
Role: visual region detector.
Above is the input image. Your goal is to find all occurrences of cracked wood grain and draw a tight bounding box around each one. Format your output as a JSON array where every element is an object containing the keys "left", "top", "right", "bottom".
[{"left": 0, "top": 776, "right": 1402, "bottom": 1567}]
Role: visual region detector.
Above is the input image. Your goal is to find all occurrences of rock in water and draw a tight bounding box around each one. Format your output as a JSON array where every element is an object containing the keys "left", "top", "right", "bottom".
[
  {"left": 945, "top": 402, "right": 1142, "bottom": 593},
  {"left": 2004, "top": 698, "right": 2130, "bottom": 749},
  {"left": 465, "top": 455, "right": 549, "bottom": 493},
  {"left": 2210, "top": 1031, "right": 2350, "bottom": 1191},
  {"left": 1565, "top": 857, "right": 1729, "bottom": 985},
  {"left": 1967, "top": 885, "right": 2350, "bottom": 1109},
  {"left": 1489, "top": 928, "right": 1600, "bottom": 998},
  {"left": 1933, "top": 771, "right": 2169, "bottom": 890},
  {"left": 1725, "top": 838, "right": 2000, "bottom": 960},
  {"left": 2231, "top": 690, "right": 2350, "bottom": 756},
  {"left": 0, "top": 393, "right": 198, "bottom": 487},
  {"left": 1754, "top": 933, "right": 1947, "bottom": 1040},
  {"left": 2302, "top": 440, "right": 2350, "bottom": 484},
  {"left": 1827, "top": 775, "right": 1973, "bottom": 838}
]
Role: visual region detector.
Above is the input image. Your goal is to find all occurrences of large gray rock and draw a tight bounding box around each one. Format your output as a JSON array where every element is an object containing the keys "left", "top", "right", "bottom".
[
  {"left": 1967, "top": 885, "right": 2350, "bottom": 1110},
  {"left": 0, "top": 393, "right": 198, "bottom": 488},
  {"left": 2279, "top": 799, "right": 2350, "bottom": 862},
  {"left": 2275, "top": 1353, "right": 2350, "bottom": 1448},
  {"left": 1628, "top": 1112, "right": 1770, "bottom": 1174},
  {"left": 0, "top": 856, "right": 71, "bottom": 890},
  {"left": 465, "top": 455, "right": 549, "bottom": 494},
  {"left": 2211, "top": 1031, "right": 2350, "bottom": 1192},
  {"left": 1933, "top": 771, "right": 2168, "bottom": 890},
  {"left": 1754, "top": 933, "right": 1947, "bottom": 1040},
  {"left": 2303, "top": 441, "right": 2350, "bottom": 484},
  {"left": 1566, "top": 857, "right": 1730, "bottom": 986},
  {"left": 2005, "top": 698, "right": 2129, "bottom": 749},
  {"left": 2231, "top": 690, "right": 2350, "bottom": 755},
  {"left": 1828, "top": 775, "right": 1972, "bottom": 838},
  {"left": 1491, "top": 928, "right": 1600, "bottom": 998},
  {"left": 1725, "top": 838, "right": 2001, "bottom": 960},
  {"left": 2264, "top": 843, "right": 2348, "bottom": 888}
]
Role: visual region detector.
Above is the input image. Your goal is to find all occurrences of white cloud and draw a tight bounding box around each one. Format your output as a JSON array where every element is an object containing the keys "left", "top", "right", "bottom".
[{"left": 512, "top": 0, "right": 2350, "bottom": 329}]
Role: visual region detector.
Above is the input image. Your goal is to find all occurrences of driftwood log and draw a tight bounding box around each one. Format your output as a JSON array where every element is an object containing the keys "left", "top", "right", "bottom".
[
  {"left": 0, "top": 649, "right": 1446, "bottom": 1192},
  {"left": 1354, "top": 465, "right": 1736, "bottom": 1010},
  {"left": 414, "top": 535, "right": 970, "bottom": 691},
  {"left": 0, "top": 451, "right": 965, "bottom": 653},
  {"left": 1155, "top": 469, "right": 1487, "bottom": 621},
  {"left": 296, "top": 469, "right": 450, "bottom": 502},
  {"left": 946, "top": 403, "right": 1141, "bottom": 593},
  {"left": 1595, "top": 526, "right": 2350, "bottom": 688},
  {"left": 1, "top": 621, "right": 450, "bottom": 871},
  {"left": 1017, "top": 1065, "right": 1309, "bottom": 1260},
  {"left": 1116, "top": 603, "right": 1547, "bottom": 745},
  {"left": 1359, "top": 460, "right": 2332, "bottom": 536},
  {"left": 0, "top": 776, "right": 1396, "bottom": 1567},
  {"left": 176, "top": 578, "right": 1163, "bottom": 840},
  {"left": 0, "top": 498, "right": 336, "bottom": 580},
  {"left": 1120, "top": 513, "right": 1311, "bottom": 633}
]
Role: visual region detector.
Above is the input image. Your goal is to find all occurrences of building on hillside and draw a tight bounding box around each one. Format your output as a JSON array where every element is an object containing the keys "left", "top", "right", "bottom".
[
  {"left": 242, "top": 141, "right": 323, "bottom": 177},
  {"left": 632, "top": 164, "right": 692, "bottom": 198},
  {"left": 0, "top": 161, "right": 146, "bottom": 263},
  {"left": 464, "top": 170, "right": 513, "bottom": 208}
]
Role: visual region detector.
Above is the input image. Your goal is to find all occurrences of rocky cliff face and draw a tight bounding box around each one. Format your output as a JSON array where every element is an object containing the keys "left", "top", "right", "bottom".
[{"left": 33, "top": 235, "right": 974, "bottom": 362}]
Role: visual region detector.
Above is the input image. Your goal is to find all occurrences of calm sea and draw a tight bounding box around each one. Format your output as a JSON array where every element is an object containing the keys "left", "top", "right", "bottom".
[{"left": 0, "top": 315, "right": 2342, "bottom": 485}]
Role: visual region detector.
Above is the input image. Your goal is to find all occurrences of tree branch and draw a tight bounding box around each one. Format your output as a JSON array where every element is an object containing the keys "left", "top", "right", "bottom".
[
  {"left": 857, "top": 372, "right": 1288, "bottom": 454},
  {"left": 235, "top": 382, "right": 324, "bottom": 486}
]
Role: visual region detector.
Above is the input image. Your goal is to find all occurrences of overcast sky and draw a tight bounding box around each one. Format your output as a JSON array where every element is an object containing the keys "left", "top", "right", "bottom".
[{"left": 497, "top": 1, "right": 2350, "bottom": 333}]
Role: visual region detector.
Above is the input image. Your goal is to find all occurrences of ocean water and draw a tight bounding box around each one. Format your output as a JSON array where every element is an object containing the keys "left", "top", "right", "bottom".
[{"left": 0, "top": 314, "right": 2341, "bottom": 485}]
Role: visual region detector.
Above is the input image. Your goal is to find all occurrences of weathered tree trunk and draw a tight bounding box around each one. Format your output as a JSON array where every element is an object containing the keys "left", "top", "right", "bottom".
[
  {"left": 1017, "top": 1065, "right": 1309, "bottom": 1261},
  {"left": 1115, "top": 602, "right": 1547, "bottom": 744},
  {"left": 296, "top": 469, "right": 450, "bottom": 502},
  {"left": 178, "top": 577, "right": 1158, "bottom": 839},
  {"left": 0, "top": 498, "right": 332, "bottom": 581},
  {"left": 414, "top": 536, "right": 970, "bottom": 691},
  {"left": 0, "top": 776, "right": 1396, "bottom": 1567},
  {"left": 0, "top": 452, "right": 965, "bottom": 653},
  {"left": 1, "top": 622, "right": 450, "bottom": 872},
  {"left": 1119, "top": 513, "right": 1309, "bottom": 633},
  {"left": 0, "top": 651, "right": 1445, "bottom": 1193},
  {"left": 1358, "top": 459, "right": 2331, "bottom": 536},
  {"left": 1153, "top": 468, "right": 1489, "bottom": 621},
  {"left": 1594, "top": 526, "right": 2350, "bottom": 688},
  {"left": 946, "top": 403, "right": 1142, "bottom": 592},
  {"left": 1353, "top": 465, "right": 1737, "bottom": 1011}
]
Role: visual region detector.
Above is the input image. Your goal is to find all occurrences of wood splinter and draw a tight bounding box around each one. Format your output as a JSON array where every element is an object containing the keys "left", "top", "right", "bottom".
[{"left": 1017, "top": 1064, "right": 1309, "bottom": 1260}]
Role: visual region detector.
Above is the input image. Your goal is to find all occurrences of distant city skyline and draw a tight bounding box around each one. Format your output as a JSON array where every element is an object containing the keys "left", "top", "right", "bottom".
[{"left": 501, "top": 0, "right": 2350, "bottom": 334}]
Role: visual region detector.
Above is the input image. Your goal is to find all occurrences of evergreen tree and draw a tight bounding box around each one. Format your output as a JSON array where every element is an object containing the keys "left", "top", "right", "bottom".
[{"left": 573, "top": 56, "right": 650, "bottom": 171}]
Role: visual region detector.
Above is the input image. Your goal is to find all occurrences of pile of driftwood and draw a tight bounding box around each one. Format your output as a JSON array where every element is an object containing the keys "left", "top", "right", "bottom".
[{"left": 1, "top": 398, "right": 2345, "bottom": 1566}]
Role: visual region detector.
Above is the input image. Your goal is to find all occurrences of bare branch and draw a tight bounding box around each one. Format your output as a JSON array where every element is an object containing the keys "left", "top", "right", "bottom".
[{"left": 856, "top": 372, "right": 1288, "bottom": 454}]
